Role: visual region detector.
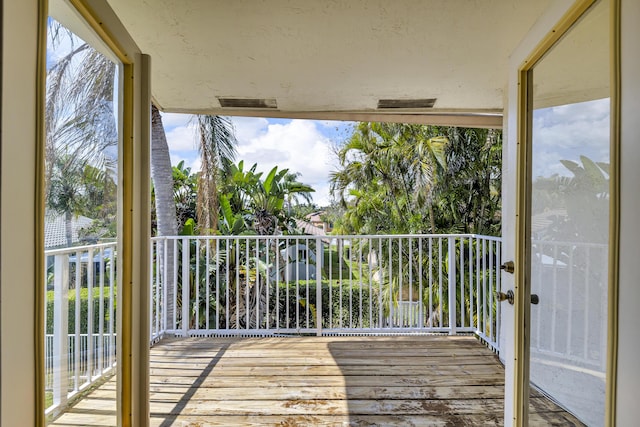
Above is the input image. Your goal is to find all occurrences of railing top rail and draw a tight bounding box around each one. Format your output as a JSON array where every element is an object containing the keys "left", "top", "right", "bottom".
[
  {"left": 45, "top": 241, "right": 117, "bottom": 256},
  {"left": 151, "top": 233, "right": 502, "bottom": 241},
  {"left": 531, "top": 239, "right": 607, "bottom": 249}
]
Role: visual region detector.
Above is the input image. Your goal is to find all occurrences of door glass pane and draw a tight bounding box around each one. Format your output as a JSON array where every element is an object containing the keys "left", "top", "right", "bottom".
[
  {"left": 44, "top": 1, "right": 121, "bottom": 424},
  {"left": 529, "top": 0, "right": 609, "bottom": 425}
]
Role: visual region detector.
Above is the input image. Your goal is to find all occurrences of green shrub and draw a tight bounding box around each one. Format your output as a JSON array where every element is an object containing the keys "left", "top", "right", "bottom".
[
  {"left": 46, "top": 287, "right": 116, "bottom": 334},
  {"left": 271, "top": 280, "right": 381, "bottom": 328}
]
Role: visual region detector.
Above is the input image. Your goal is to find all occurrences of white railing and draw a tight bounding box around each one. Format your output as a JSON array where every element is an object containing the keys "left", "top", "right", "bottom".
[
  {"left": 44, "top": 242, "right": 117, "bottom": 418},
  {"left": 150, "top": 234, "right": 502, "bottom": 351},
  {"left": 530, "top": 239, "right": 608, "bottom": 373}
]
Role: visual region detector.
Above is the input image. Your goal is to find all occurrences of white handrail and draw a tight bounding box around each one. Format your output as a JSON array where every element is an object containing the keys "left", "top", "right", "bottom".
[
  {"left": 44, "top": 243, "right": 117, "bottom": 418},
  {"left": 150, "top": 234, "right": 502, "bottom": 351}
]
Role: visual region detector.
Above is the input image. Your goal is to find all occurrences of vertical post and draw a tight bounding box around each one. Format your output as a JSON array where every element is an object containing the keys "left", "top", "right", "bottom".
[
  {"left": 53, "top": 254, "right": 69, "bottom": 409},
  {"left": 149, "top": 241, "right": 155, "bottom": 342},
  {"left": 87, "top": 248, "right": 94, "bottom": 381},
  {"left": 448, "top": 237, "right": 457, "bottom": 335},
  {"left": 316, "top": 238, "right": 323, "bottom": 336},
  {"left": 182, "top": 237, "right": 190, "bottom": 336},
  {"left": 98, "top": 248, "right": 105, "bottom": 373}
]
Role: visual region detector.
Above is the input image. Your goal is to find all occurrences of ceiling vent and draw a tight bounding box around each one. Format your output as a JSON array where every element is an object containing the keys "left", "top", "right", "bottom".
[
  {"left": 218, "top": 97, "right": 277, "bottom": 109},
  {"left": 377, "top": 98, "right": 437, "bottom": 109}
]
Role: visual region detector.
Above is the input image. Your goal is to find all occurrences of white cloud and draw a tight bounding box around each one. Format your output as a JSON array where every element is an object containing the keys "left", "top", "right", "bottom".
[
  {"left": 532, "top": 98, "right": 610, "bottom": 178},
  {"left": 165, "top": 121, "right": 198, "bottom": 152},
  {"left": 164, "top": 116, "right": 336, "bottom": 205},
  {"left": 232, "top": 119, "right": 334, "bottom": 205},
  {"left": 160, "top": 112, "right": 193, "bottom": 129}
]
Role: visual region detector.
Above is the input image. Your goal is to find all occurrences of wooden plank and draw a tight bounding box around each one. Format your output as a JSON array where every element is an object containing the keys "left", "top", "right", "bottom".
[
  {"left": 51, "top": 335, "right": 584, "bottom": 426},
  {"left": 88, "top": 384, "right": 505, "bottom": 402},
  {"left": 151, "top": 352, "right": 496, "bottom": 368},
  {"left": 150, "top": 364, "right": 504, "bottom": 377},
  {"left": 149, "top": 398, "right": 506, "bottom": 416},
  {"left": 149, "top": 413, "right": 504, "bottom": 426},
  {"left": 149, "top": 374, "right": 506, "bottom": 388}
]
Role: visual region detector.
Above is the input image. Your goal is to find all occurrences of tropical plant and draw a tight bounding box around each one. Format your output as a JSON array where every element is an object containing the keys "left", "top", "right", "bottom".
[
  {"left": 330, "top": 123, "right": 502, "bottom": 236},
  {"left": 196, "top": 115, "right": 237, "bottom": 234}
]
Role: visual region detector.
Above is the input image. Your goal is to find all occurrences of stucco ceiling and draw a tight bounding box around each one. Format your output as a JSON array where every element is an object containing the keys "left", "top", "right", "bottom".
[{"left": 106, "top": 0, "right": 551, "bottom": 124}]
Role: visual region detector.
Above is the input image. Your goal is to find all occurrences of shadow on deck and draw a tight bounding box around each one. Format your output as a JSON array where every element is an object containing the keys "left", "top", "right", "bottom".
[{"left": 50, "top": 336, "right": 584, "bottom": 426}]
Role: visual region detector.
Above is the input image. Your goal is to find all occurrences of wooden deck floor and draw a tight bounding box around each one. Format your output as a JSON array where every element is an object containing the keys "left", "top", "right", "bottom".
[{"left": 50, "top": 336, "right": 584, "bottom": 426}]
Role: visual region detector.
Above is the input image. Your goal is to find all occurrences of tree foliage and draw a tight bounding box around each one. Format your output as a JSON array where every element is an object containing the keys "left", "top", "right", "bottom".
[{"left": 329, "top": 123, "right": 502, "bottom": 236}]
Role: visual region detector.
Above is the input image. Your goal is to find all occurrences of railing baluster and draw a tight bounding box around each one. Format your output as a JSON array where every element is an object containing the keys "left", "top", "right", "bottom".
[
  {"left": 195, "top": 239, "right": 200, "bottom": 333},
  {"left": 275, "top": 237, "right": 280, "bottom": 331},
  {"left": 378, "top": 238, "right": 383, "bottom": 328},
  {"left": 328, "top": 238, "right": 333, "bottom": 330},
  {"left": 182, "top": 237, "right": 190, "bottom": 336},
  {"left": 52, "top": 254, "right": 69, "bottom": 409},
  {"left": 419, "top": 237, "right": 423, "bottom": 329},
  {"left": 489, "top": 240, "right": 494, "bottom": 343},
  {"left": 496, "top": 240, "right": 501, "bottom": 347},
  {"left": 98, "top": 248, "right": 105, "bottom": 373},
  {"left": 438, "top": 238, "right": 443, "bottom": 328},
  {"left": 476, "top": 237, "right": 481, "bottom": 332},
  {"left": 256, "top": 238, "right": 260, "bottom": 330},
  {"left": 286, "top": 238, "right": 290, "bottom": 330},
  {"left": 308, "top": 239, "right": 311, "bottom": 329},
  {"left": 448, "top": 237, "right": 457, "bottom": 335},
  {"left": 429, "top": 237, "right": 433, "bottom": 328},
  {"left": 339, "top": 238, "right": 343, "bottom": 329},
  {"left": 173, "top": 238, "right": 178, "bottom": 332},
  {"left": 460, "top": 238, "right": 465, "bottom": 329},
  {"left": 482, "top": 238, "right": 487, "bottom": 338},
  {"left": 358, "top": 238, "right": 363, "bottom": 329},
  {"left": 409, "top": 237, "right": 413, "bottom": 328},
  {"left": 316, "top": 237, "right": 322, "bottom": 336},
  {"left": 74, "top": 252, "right": 81, "bottom": 390},
  {"left": 266, "top": 238, "right": 270, "bottom": 331},
  {"left": 469, "top": 237, "right": 474, "bottom": 332},
  {"left": 206, "top": 239, "right": 210, "bottom": 331},
  {"left": 87, "top": 248, "right": 94, "bottom": 381},
  {"left": 215, "top": 238, "right": 220, "bottom": 331},
  {"left": 368, "top": 237, "right": 373, "bottom": 329},
  {"left": 163, "top": 238, "right": 168, "bottom": 334},
  {"left": 150, "top": 241, "right": 155, "bottom": 341}
]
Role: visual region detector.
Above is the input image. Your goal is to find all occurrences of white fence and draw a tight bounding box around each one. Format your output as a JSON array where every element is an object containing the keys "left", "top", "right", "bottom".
[
  {"left": 530, "top": 239, "right": 608, "bottom": 373},
  {"left": 44, "top": 242, "right": 117, "bottom": 418},
  {"left": 150, "top": 234, "right": 502, "bottom": 351}
]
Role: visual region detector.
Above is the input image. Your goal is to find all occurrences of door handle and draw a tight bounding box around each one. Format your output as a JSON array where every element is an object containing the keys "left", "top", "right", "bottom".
[
  {"left": 495, "top": 290, "right": 539, "bottom": 306},
  {"left": 500, "top": 261, "right": 515, "bottom": 274},
  {"left": 495, "top": 290, "right": 514, "bottom": 305}
]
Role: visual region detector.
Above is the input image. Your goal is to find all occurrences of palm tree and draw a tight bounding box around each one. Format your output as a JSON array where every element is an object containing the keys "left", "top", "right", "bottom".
[
  {"left": 150, "top": 105, "right": 179, "bottom": 322},
  {"left": 47, "top": 153, "right": 90, "bottom": 245},
  {"left": 46, "top": 23, "right": 119, "bottom": 241},
  {"left": 195, "top": 115, "right": 237, "bottom": 234},
  {"left": 282, "top": 171, "right": 314, "bottom": 215},
  {"left": 330, "top": 122, "right": 448, "bottom": 234}
]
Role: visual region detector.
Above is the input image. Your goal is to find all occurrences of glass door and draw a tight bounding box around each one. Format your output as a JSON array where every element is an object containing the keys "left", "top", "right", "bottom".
[
  {"left": 44, "top": 0, "right": 122, "bottom": 423},
  {"left": 527, "top": 0, "right": 610, "bottom": 425}
]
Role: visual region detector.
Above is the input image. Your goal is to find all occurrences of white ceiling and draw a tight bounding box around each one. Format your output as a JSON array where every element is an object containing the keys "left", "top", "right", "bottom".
[{"left": 106, "top": 0, "right": 551, "bottom": 124}]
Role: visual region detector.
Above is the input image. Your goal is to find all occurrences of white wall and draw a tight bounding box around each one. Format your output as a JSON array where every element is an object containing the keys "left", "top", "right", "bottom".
[
  {"left": 1, "top": 0, "right": 39, "bottom": 423},
  {"left": 616, "top": 0, "right": 640, "bottom": 424}
]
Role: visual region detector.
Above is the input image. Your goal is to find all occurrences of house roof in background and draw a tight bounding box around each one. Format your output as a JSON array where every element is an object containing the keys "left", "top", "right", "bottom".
[{"left": 44, "top": 211, "right": 94, "bottom": 249}]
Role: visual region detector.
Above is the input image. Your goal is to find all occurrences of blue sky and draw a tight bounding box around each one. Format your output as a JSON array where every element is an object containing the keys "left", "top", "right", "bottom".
[{"left": 162, "top": 114, "right": 354, "bottom": 206}]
